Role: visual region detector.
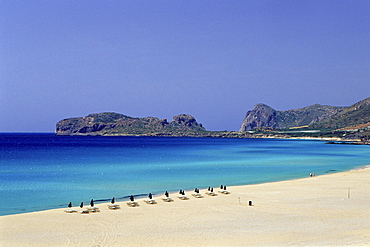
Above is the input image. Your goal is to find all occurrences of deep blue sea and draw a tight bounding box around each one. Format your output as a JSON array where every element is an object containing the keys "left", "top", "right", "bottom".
[{"left": 1, "top": 133, "right": 369, "bottom": 216}]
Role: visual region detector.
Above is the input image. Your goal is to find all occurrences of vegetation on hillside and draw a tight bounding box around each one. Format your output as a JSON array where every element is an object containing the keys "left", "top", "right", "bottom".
[
  {"left": 276, "top": 104, "right": 343, "bottom": 128},
  {"left": 311, "top": 97, "right": 370, "bottom": 130}
]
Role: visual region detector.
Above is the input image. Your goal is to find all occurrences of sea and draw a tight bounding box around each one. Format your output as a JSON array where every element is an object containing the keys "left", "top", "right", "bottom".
[{"left": 1, "top": 133, "right": 369, "bottom": 216}]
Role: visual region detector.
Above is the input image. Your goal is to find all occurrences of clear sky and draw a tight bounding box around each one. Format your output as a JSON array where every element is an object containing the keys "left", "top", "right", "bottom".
[{"left": 1, "top": 0, "right": 369, "bottom": 132}]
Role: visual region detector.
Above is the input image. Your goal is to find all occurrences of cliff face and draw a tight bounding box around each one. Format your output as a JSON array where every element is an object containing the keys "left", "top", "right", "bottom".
[
  {"left": 239, "top": 104, "right": 278, "bottom": 131},
  {"left": 55, "top": 112, "right": 205, "bottom": 136}
]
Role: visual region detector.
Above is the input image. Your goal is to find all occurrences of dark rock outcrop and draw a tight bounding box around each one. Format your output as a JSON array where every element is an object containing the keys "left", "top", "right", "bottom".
[{"left": 170, "top": 114, "right": 203, "bottom": 129}]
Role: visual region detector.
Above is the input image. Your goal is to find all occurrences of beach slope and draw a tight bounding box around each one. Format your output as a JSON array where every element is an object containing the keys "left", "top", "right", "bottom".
[{"left": 1, "top": 167, "right": 369, "bottom": 246}]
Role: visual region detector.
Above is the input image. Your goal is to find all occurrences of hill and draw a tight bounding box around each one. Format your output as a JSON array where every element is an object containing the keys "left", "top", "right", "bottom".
[
  {"left": 55, "top": 113, "right": 206, "bottom": 136},
  {"left": 240, "top": 97, "right": 370, "bottom": 131},
  {"left": 310, "top": 97, "right": 370, "bottom": 130}
]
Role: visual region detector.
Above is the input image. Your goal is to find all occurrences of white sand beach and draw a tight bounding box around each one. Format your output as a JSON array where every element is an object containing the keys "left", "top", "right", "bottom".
[{"left": 1, "top": 167, "right": 369, "bottom": 246}]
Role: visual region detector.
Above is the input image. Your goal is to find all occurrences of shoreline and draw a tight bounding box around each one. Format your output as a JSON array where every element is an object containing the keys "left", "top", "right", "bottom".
[
  {"left": 1, "top": 164, "right": 364, "bottom": 218},
  {"left": 4, "top": 132, "right": 368, "bottom": 145},
  {"left": 1, "top": 167, "right": 369, "bottom": 246}
]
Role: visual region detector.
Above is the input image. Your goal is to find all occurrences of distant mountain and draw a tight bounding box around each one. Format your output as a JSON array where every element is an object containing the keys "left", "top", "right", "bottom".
[
  {"left": 55, "top": 112, "right": 206, "bottom": 136},
  {"left": 240, "top": 97, "right": 370, "bottom": 131}
]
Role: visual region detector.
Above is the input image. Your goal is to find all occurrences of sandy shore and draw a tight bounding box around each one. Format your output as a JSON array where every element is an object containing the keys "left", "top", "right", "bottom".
[{"left": 1, "top": 167, "right": 369, "bottom": 247}]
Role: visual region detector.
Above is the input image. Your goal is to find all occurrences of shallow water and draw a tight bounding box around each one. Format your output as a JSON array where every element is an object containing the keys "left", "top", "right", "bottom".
[{"left": 1, "top": 133, "right": 369, "bottom": 216}]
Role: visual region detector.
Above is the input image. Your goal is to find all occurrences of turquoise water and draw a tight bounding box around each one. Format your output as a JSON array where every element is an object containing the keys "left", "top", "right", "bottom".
[{"left": 1, "top": 133, "right": 369, "bottom": 216}]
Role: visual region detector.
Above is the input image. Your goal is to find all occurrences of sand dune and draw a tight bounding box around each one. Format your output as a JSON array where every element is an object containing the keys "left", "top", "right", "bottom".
[{"left": 1, "top": 167, "right": 369, "bottom": 246}]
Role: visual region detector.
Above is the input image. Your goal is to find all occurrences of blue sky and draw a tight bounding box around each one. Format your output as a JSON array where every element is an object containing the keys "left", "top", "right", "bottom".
[{"left": 1, "top": 0, "right": 369, "bottom": 132}]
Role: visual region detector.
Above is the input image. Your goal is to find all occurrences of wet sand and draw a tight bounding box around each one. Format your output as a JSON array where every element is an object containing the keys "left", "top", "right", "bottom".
[{"left": 1, "top": 167, "right": 369, "bottom": 246}]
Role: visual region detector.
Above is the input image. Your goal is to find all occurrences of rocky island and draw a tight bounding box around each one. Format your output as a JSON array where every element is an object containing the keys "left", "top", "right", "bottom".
[{"left": 56, "top": 113, "right": 208, "bottom": 136}]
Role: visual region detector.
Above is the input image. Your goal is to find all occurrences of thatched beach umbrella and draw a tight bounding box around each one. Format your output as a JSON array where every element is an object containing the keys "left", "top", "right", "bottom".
[{"left": 64, "top": 201, "right": 77, "bottom": 213}]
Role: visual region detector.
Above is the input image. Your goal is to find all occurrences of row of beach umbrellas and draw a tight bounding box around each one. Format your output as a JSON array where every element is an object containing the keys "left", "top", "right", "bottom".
[
  {"left": 68, "top": 198, "right": 115, "bottom": 209},
  {"left": 67, "top": 185, "right": 229, "bottom": 209}
]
